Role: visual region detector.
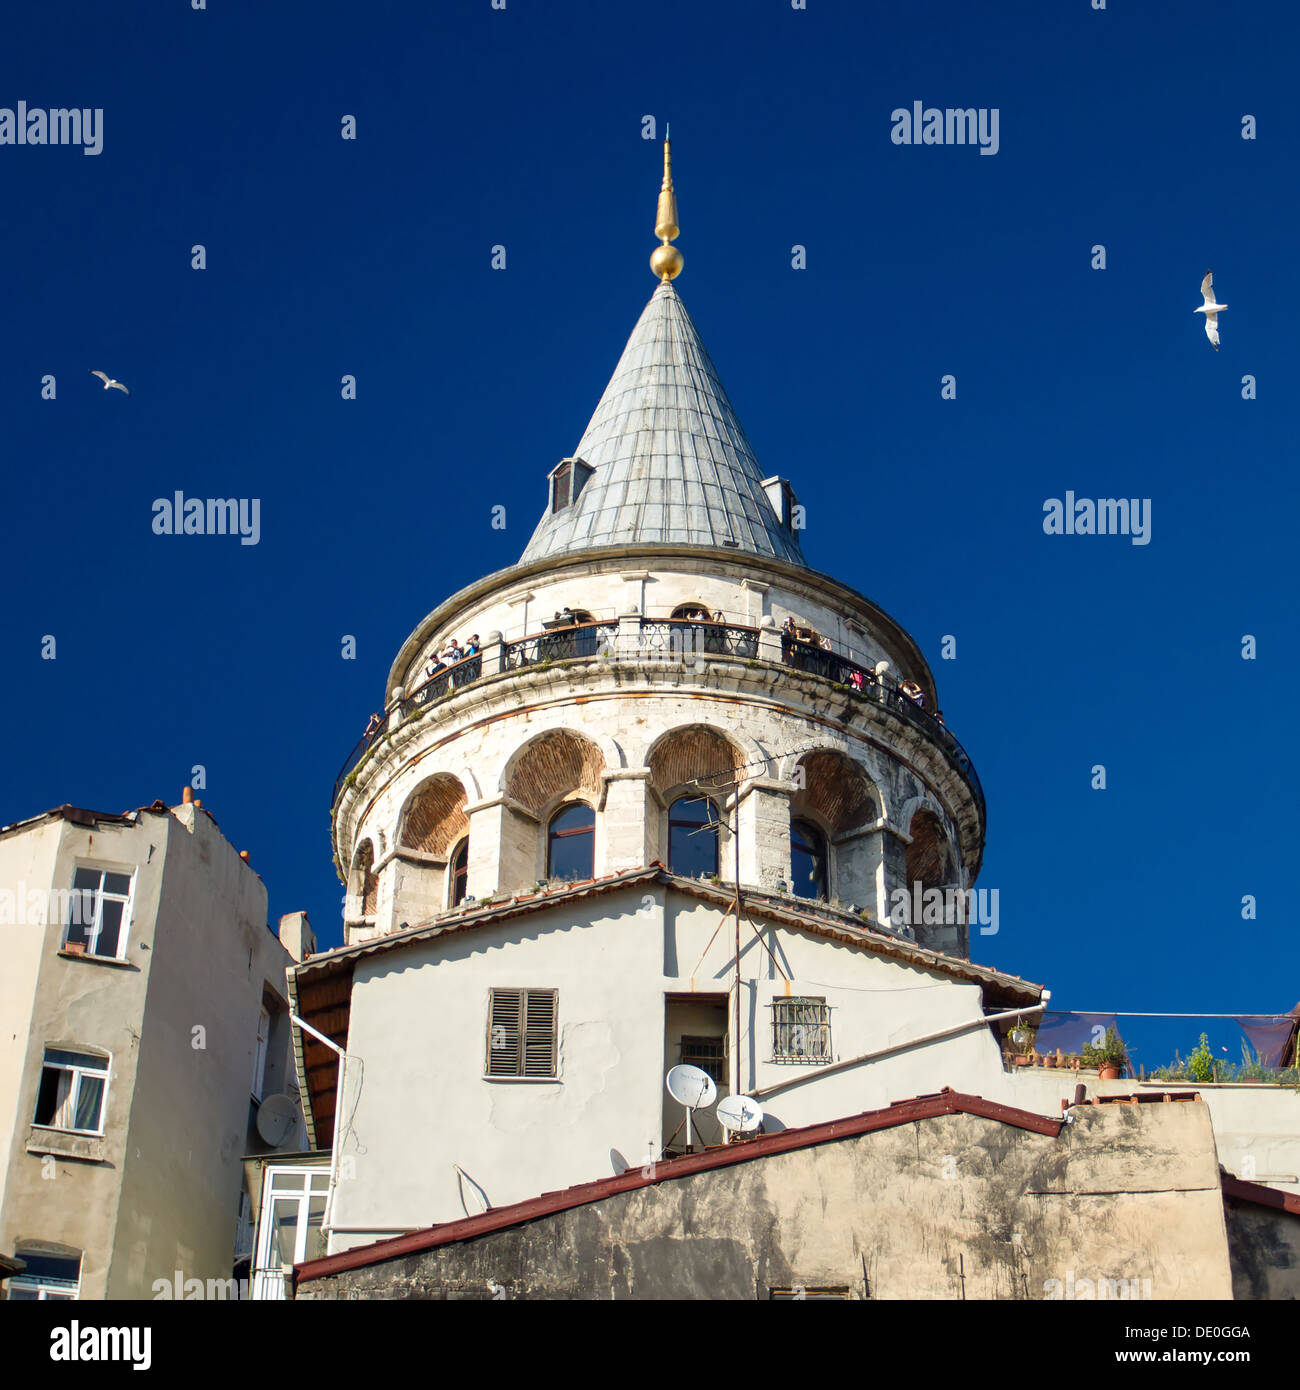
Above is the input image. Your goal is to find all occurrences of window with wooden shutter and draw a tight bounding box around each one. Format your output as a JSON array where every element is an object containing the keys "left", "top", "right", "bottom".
[{"left": 486, "top": 989, "right": 558, "bottom": 1079}]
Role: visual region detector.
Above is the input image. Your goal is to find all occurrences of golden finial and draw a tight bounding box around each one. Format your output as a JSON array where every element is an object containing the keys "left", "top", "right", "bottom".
[{"left": 650, "top": 126, "right": 684, "bottom": 282}]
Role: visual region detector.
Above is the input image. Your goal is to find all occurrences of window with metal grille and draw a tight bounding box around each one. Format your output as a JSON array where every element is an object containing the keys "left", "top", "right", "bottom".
[
  {"left": 679, "top": 1034, "right": 727, "bottom": 1086},
  {"left": 486, "top": 989, "right": 558, "bottom": 1079},
  {"left": 771, "top": 997, "right": 831, "bottom": 1063}
]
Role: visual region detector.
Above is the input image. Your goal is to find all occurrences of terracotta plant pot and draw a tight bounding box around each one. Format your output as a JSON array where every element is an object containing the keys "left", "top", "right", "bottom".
[
  {"left": 1045, "top": 1056, "right": 1058, "bottom": 1068},
  {"left": 1013, "top": 1055, "right": 1030, "bottom": 1067},
  {"left": 1099, "top": 1064, "right": 1121, "bottom": 1081},
  {"left": 62, "top": 941, "right": 86, "bottom": 956}
]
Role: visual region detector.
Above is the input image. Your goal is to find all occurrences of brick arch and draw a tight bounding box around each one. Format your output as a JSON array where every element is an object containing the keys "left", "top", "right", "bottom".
[
  {"left": 647, "top": 725, "right": 746, "bottom": 801},
  {"left": 503, "top": 729, "right": 606, "bottom": 818},
  {"left": 789, "top": 749, "right": 879, "bottom": 836},
  {"left": 399, "top": 774, "right": 469, "bottom": 856},
  {"left": 906, "top": 808, "right": 957, "bottom": 889}
]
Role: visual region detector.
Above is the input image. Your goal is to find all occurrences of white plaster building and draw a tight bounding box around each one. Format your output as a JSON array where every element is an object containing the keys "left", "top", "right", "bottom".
[{"left": 290, "top": 142, "right": 1300, "bottom": 1271}]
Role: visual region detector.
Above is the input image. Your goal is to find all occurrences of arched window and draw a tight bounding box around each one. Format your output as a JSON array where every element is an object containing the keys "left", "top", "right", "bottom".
[
  {"left": 668, "top": 797, "right": 719, "bottom": 877},
  {"left": 790, "top": 818, "right": 829, "bottom": 900},
  {"left": 449, "top": 839, "right": 469, "bottom": 906},
  {"left": 547, "top": 803, "right": 595, "bottom": 881}
]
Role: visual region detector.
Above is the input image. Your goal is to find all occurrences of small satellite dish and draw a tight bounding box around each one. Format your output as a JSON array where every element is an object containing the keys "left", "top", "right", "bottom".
[
  {"left": 716, "top": 1094, "right": 764, "bottom": 1133},
  {"left": 255, "top": 1093, "right": 299, "bottom": 1147},
  {"left": 666, "top": 1064, "right": 717, "bottom": 1110}
]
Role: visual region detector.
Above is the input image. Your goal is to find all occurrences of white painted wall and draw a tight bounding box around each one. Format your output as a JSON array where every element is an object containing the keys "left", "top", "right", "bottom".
[{"left": 325, "top": 884, "right": 1013, "bottom": 1251}]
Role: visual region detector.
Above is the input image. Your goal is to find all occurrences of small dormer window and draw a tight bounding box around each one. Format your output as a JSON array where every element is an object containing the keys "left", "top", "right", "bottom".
[{"left": 550, "top": 458, "right": 592, "bottom": 514}]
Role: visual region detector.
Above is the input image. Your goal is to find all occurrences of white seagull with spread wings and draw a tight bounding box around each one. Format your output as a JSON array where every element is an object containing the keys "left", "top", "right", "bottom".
[
  {"left": 1194, "top": 271, "right": 1227, "bottom": 351},
  {"left": 89, "top": 369, "right": 130, "bottom": 394}
]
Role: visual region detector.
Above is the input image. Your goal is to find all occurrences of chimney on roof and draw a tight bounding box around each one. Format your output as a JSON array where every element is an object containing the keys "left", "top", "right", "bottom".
[
  {"left": 239, "top": 850, "right": 251, "bottom": 864},
  {"left": 278, "top": 911, "right": 316, "bottom": 963},
  {"left": 182, "top": 787, "right": 193, "bottom": 804}
]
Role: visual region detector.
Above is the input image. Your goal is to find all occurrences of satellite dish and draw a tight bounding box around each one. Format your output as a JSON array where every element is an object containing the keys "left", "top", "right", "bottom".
[
  {"left": 255, "top": 1093, "right": 299, "bottom": 1147},
  {"left": 716, "top": 1094, "right": 764, "bottom": 1133},
  {"left": 666, "top": 1064, "right": 717, "bottom": 1110}
]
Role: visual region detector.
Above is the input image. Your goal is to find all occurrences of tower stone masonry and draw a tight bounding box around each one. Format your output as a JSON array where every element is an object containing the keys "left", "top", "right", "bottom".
[{"left": 331, "top": 135, "right": 984, "bottom": 962}]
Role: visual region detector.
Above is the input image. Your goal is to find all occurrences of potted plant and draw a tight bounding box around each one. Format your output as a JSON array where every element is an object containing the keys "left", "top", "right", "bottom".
[
  {"left": 1082, "top": 1026, "right": 1127, "bottom": 1080},
  {"left": 1008, "top": 1017, "right": 1037, "bottom": 1066}
]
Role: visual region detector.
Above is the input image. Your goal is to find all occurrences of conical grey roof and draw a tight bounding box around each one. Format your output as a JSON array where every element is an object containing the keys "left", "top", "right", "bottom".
[{"left": 519, "top": 281, "right": 806, "bottom": 567}]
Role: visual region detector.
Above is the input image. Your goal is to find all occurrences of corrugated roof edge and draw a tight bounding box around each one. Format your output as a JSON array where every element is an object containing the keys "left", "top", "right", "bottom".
[{"left": 294, "top": 1088, "right": 1063, "bottom": 1286}]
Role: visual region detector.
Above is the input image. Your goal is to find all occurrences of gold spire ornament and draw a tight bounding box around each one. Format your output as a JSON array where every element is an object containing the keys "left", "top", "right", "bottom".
[{"left": 650, "top": 127, "right": 684, "bottom": 282}]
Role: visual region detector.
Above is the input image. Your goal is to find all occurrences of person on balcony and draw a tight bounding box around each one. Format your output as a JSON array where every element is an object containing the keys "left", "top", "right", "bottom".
[
  {"left": 464, "top": 635, "right": 481, "bottom": 656},
  {"left": 442, "top": 640, "right": 464, "bottom": 665},
  {"left": 425, "top": 654, "right": 447, "bottom": 680},
  {"left": 899, "top": 679, "right": 925, "bottom": 707},
  {"left": 363, "top": 712, "right": 383, "bottom": 740}
]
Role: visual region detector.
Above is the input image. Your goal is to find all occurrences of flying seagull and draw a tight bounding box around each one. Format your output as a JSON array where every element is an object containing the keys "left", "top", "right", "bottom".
[
  {"left": 1194, "top": 270, "right": 1227, "bottom": 351},
  {"left": 89, "top": 369, "right": 130, "bottom": 394}
]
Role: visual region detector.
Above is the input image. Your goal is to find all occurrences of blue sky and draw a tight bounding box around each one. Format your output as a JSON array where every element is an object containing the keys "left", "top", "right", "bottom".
[{"left": 2, "top": 1, "right": 1295, "bottom": 1072}]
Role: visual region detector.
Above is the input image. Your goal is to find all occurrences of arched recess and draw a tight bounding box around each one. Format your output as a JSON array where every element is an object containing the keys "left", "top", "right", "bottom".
[
  {"left": 503, "top": 729, "right": 607, "bottom": 818},
  {"left": 648, "top": 725, "right": 745, "bottom": 876},
  {"left": 349, "top": 840, "right": 378, "bottom": 919},
  {"left": 399, "top": 773, "right": 469, "bottom": 856},
  {"left": 787, "top": 749, "right": 880, "bottom": 907},
  {"left": 906, "top": 808, "right": 957, "bottom": 890},
  {"left": 904, "top": 806, "right": 966, "bottom": 956}
]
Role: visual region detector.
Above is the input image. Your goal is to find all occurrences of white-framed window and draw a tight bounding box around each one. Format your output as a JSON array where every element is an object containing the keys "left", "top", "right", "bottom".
[
  {"left": 8, "top": 1249, "right": 81, "bottom": 1301},
  {"left": 252, "top": 1168, "right": 331, "bottom": 1300},
  {"left": 63, "top": 866, "right": 134, "bottom": 959},
  {"left": 486, "top": 988, "right": 558, "bottom": 1079},
  {"left": 252, "top": 1006, "right": 270, "bottom": 1100},
  {"left": 33, "top": 1047, "right": 110, "bottom": 1134}
]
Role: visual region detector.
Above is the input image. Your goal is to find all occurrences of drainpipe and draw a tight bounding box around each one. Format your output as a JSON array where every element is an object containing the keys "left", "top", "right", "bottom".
[
  {"left": 290, "top": 1014, "right": 348, "bottom": 1242},
  {"left": 751, "top": 993, "right": 1050, "bottom": 1102}
]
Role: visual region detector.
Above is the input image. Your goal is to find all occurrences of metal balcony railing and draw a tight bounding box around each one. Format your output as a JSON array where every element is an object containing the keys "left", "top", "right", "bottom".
[
  {"left": 638, "top": 619, "right": 760, "bottom": 659},
  {"left": 332, "top": 618, "right": 984, "bottom": 820},
  {"left": 502, "top": 621, "right": 618, "bottom": 668}
]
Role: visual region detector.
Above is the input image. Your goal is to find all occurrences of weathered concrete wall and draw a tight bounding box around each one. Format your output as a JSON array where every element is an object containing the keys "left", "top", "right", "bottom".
[
  {"left": 0, "top": 819, "right": 62, "bottom": 1227},
  {"left": 1223, "top": 1197, "right": 1300, "bottom": 1300},
  {"left": 300, "top": 1103, "right": 1233, "bottom": 1300},
  {"left": 0, "top": 807, "right": 294, "bottom": 1300},
  {"left": 1004, "top": 1069, "right": 1300, "bottom": 1198},
  {"left": 108, "top": 805, "right": 291, "bottom": 1297}
]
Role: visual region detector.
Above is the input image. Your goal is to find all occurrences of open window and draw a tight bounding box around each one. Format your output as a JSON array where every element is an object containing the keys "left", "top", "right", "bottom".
[
  {"left": 63, "top": 866, "right": 133, "bottom": 959},
  {"left": 33, "top": 1047, "right": 109, "bottom": 1135}
]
